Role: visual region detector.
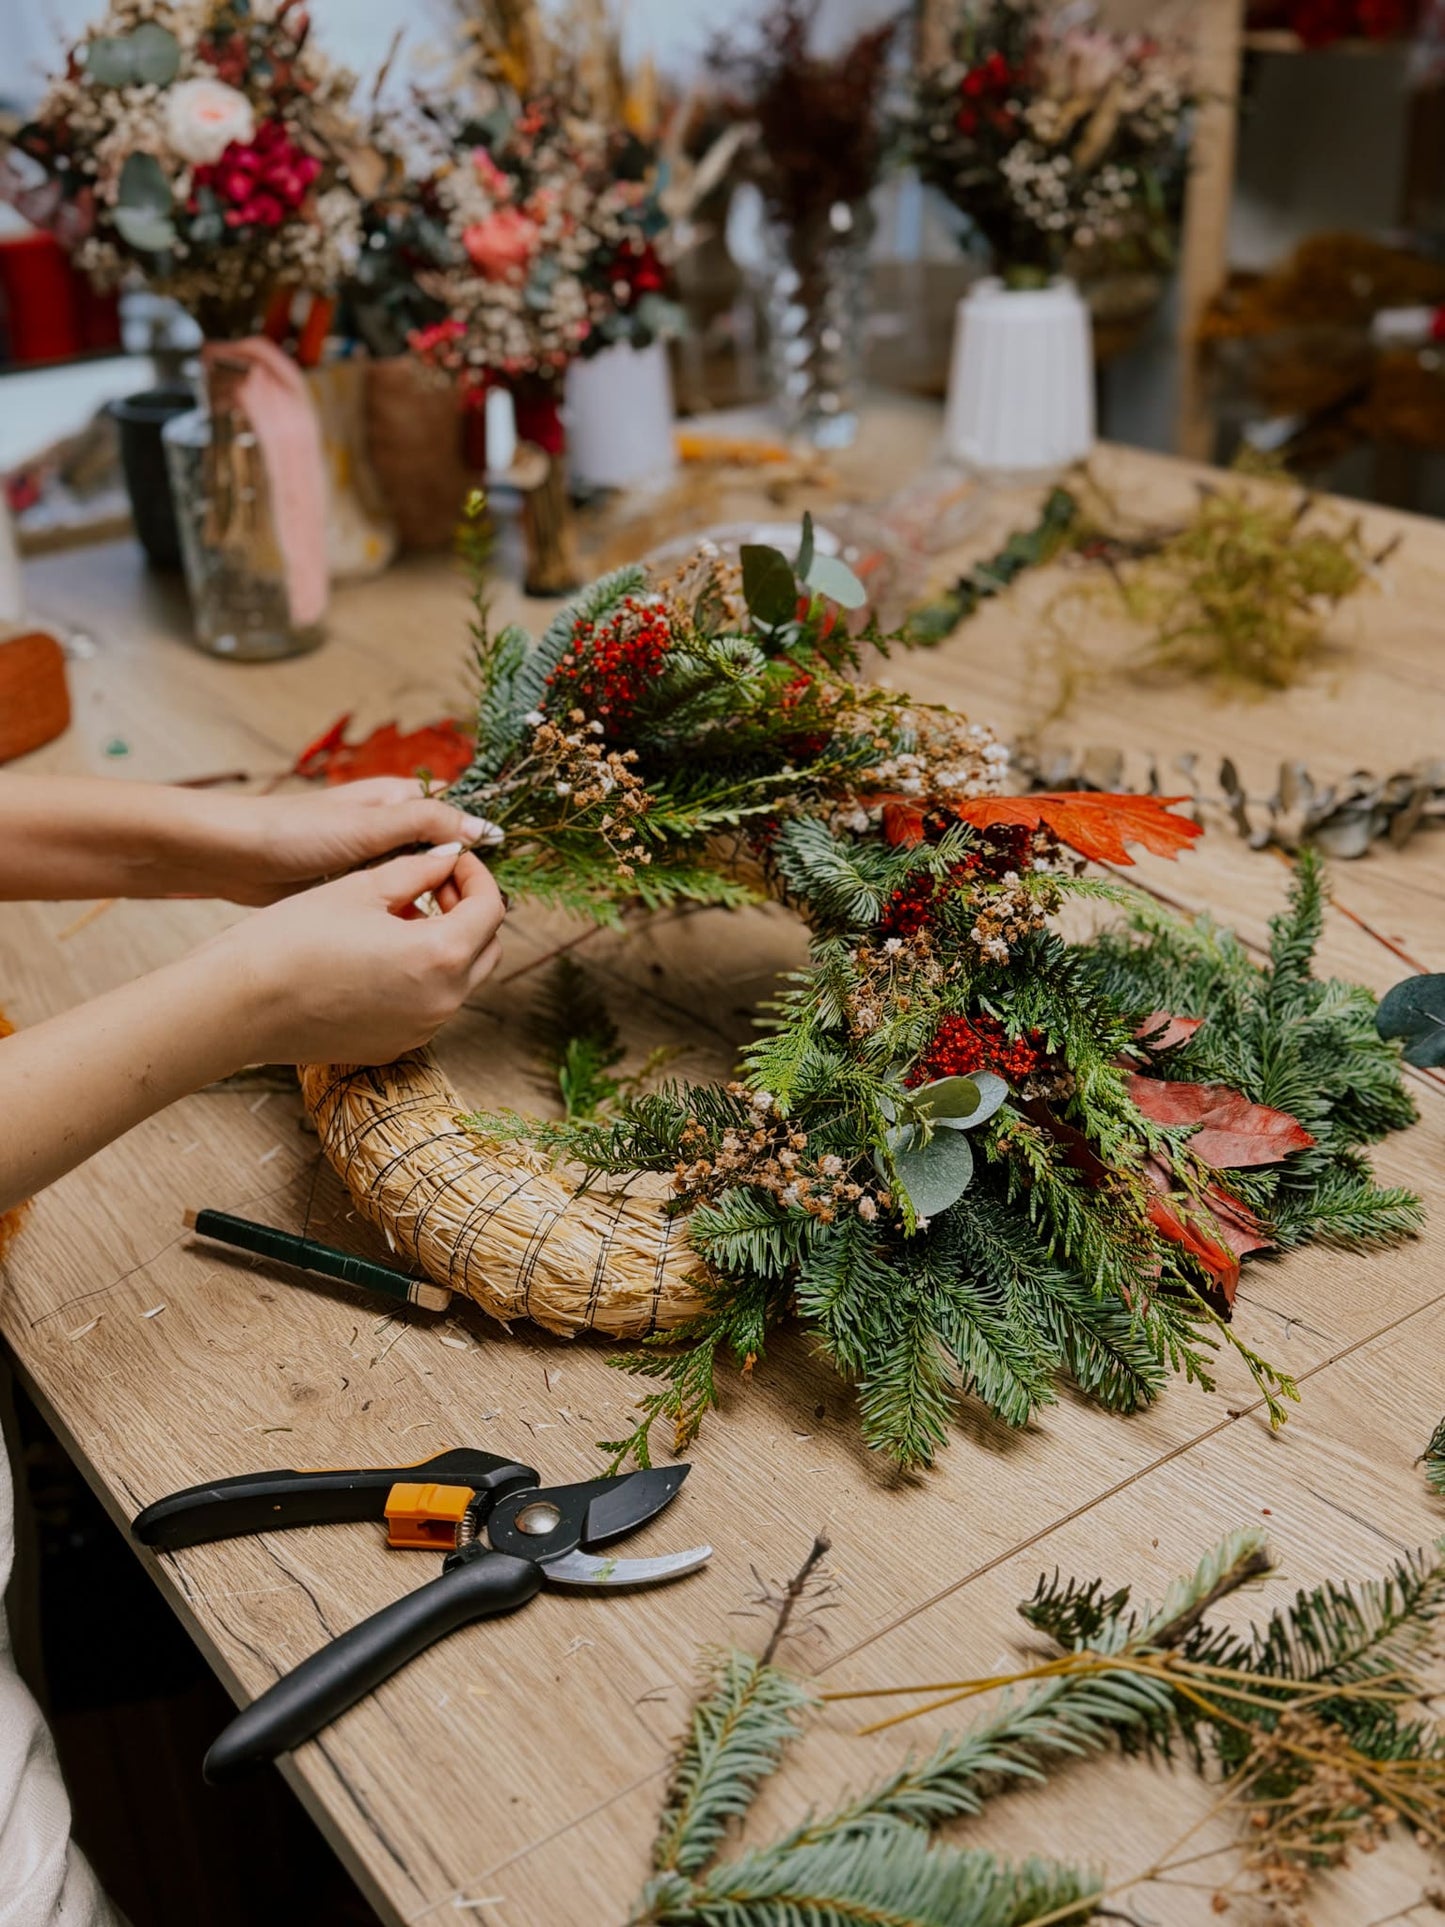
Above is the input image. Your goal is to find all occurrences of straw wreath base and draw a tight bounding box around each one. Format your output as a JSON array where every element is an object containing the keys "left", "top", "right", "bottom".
[{"left": 298, "top": 1052, "right": 706, "bottom": 1338}]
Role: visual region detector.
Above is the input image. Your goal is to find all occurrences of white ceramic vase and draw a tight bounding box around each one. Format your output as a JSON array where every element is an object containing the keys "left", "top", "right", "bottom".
[
  {"left": 564, "top": 339, "right": 677, "bottom": 491},
  {"left": 942, "top": 277, "right": 1095, "bottom": 475}
]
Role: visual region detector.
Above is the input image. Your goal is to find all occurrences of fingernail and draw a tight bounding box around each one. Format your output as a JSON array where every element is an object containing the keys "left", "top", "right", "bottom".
[
  {"left": 431, "top": 840, "right": 463, "bottom": 858},
  {"left": 461, "top": 814, "right": 506, "bottom": 847}
]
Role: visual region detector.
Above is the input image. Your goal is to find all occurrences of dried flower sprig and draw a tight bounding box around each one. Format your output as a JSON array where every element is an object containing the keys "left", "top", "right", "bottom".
[{"left": 708, "top": 0, "right": 899, "bottom": 234}]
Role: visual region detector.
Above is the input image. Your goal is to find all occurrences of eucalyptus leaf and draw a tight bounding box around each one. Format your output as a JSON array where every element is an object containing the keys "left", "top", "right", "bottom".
[
  {"left": 112, "top": 204, "right": 177, "bottom": 253},
  {"left": 916, "top": 1071, "right": 1009, "bottom": 1131},
  {"left": 1376, "top": 973, "right": 1445, "bottom": 1068},
  {"left": 740, "top": 544, "right": 799, "bottom": 631},
  {"left": 129, "top": 21, "right": 181, "bottom": 85},
  {"left": 804, "top": 550, "right": 867, "bottom": 611},
  {"left": 875, "top": 1126, "right": 974, "bottom": 1220},
  {"left": 795, "top": 510, "right": 815, "bottom": 581},
  {"left": 84, "top": 35, "right": 138, "bottom": 87},
  {"left": 118, "top": 151, "right": 171, "bottom": 214}
]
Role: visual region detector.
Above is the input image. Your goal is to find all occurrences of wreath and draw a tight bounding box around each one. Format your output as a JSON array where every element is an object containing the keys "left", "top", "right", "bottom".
[{"left": 299, "top": 518, "right": 1422, "bottom": 1469}]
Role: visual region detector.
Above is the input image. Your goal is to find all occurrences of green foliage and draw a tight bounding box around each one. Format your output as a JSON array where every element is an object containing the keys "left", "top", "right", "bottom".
[
  {"left": 1376, "top": 972, "right": 1445, "bottom": 1070},
  {"left": 446, "top": 543, "right": 1419, "bottom": 1472},
  {"left": 1425, "top": 1416, "right": 1445, "bottom": 1498},
  {"left": 523, "top": 957, "right": 678, "bottom": 1121},
  {"left": 633, "top": 1624, "right": 1101, "bottom": 1927},
  {"left": 650, "top": 1650, "right": 815, "bottom": 1880},
  {"left": 906, "top": 487, "right": 1081, "bottom": 646},
  {"left": 1082, "top": 850, "right": 1422, "bottom": 1253}
]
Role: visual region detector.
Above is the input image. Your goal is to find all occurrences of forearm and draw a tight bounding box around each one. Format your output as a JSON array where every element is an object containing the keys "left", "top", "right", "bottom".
[
  {"left": 0, "top": 950, "right": 263, "bottom": 1215},
  {"left": 0, "top": 775, "right": 249, "bottom": 901}
]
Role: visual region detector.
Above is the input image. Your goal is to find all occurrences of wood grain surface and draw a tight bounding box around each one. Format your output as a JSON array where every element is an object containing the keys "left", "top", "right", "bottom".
[{"left": 5, "top": 411, "right": 1445, "bottom": 1926}]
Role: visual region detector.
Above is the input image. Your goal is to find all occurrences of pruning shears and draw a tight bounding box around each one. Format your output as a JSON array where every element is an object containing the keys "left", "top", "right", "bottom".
[{"left": 132, "top": 1446, "right": 710, "bottom": 1782}]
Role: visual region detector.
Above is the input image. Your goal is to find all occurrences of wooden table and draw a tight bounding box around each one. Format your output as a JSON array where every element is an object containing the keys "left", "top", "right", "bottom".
[{"left": 7, "top": 417, "right": 1445, "bottom": 1926}]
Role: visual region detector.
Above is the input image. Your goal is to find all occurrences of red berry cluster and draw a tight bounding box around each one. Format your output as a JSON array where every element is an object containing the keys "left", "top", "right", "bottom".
[
  {"left": 956, "top": 52, "right": 1020, "bottom": 137},
  {"left": 908, "top": 1013, "right": 1044, "bottom": 1087},
  {"left": 546, "top": 596, "right": 673, "bottom": 728},
  {"left": 876, "top": 823, "right": 1035, "bottom": 937},
  {"left": 877, "top": 860, "right": 978, "bottom": 938}
]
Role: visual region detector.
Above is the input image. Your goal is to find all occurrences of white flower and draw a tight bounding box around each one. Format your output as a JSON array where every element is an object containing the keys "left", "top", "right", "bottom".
[
  {"left": 523, "top": 710, "right": 545, "bottom": 727},
  {"left": 164, "top": 77, "right": 256, "bottom": 167}
]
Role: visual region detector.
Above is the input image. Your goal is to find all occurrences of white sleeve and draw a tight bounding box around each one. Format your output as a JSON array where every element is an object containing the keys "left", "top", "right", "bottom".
[{"left": 0, "top": 1444, "right": 120, "bottom": 1927}]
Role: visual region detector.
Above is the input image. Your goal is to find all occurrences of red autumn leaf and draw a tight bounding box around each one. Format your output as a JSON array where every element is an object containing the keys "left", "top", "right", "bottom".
[
  {"left": 1127, "top": 1075, "right": 1314, "bottom": 1168},
  {"left": 1134, "top": 1012, "right": 1203, "bottom": 1052},
  {"left": 292, "top": 712, "right": 352, "bottom": 780},
  {"left": 292, "top": 716, "right": 476, "bottom": 787},
  {"left": 1204, "top": 1181, "right": 1274, "bottom": 1262},
  {"left": 1141, "top": 1153, "right": 1272, "bottom": 1304},
  {"left": 1145, "top": 1193, "right": 1242, "bottom": 1297},
  {"left": 881, "top": 799, "right": 927, "bottom": 848},
  {"left": 951, "top": 792, "right": 1203, "bottom": 866}
]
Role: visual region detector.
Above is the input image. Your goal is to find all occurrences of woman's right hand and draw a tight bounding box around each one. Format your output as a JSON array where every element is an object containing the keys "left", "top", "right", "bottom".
[{"left": 213, "top": 843, "right": 506, "bottom": 1067}]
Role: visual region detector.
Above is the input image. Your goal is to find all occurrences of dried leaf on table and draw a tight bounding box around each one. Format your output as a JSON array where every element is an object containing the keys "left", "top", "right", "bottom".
[
  {"left": 292, "top": 713, "right": 476, "bottom": 786},
  {"left": 1126, "top": 1074, "right": 1315, "bottom": 1167},
  {"left": 951, "top": 791, "right": 1203, "bottom": 866},
  {"left": 1133, "top": 1012, "right": 1203, "bottom": 1052}
]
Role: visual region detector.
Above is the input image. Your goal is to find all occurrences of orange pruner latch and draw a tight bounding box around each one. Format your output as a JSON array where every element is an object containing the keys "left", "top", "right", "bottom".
[{"left": 384, "top": 1481, "right": 474, "bottom": 1550}]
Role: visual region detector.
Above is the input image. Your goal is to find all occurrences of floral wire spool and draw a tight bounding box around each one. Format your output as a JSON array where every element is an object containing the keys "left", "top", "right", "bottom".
[{"left": 297, "top": 1056, "right": 704, "bottom": 1338}]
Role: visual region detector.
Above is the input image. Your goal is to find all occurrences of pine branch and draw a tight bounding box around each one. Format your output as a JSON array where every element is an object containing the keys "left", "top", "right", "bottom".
[
  {"left": 1423, "top": 1416, "right": 1445, "bottom": 1497},
  {"left": 636, "top": 1531, "right": 1445, "bottom": 1927},
  {"left": 649, "top": 1648, "right": 815, "bottom": 1880}
]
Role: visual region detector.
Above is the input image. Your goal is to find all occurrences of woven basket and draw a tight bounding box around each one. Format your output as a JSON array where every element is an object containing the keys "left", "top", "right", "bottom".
[{"left": 298, "top": 1052, "right": 705, "bottom": 1337}]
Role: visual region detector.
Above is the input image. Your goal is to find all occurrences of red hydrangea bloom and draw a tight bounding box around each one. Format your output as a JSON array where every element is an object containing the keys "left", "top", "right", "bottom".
[
  {"left": 192, "top": 119, "right": 320, "bottom": 229},
  {"left": 907, "top": 1013, "right": 1045, "bottom": 1086}
]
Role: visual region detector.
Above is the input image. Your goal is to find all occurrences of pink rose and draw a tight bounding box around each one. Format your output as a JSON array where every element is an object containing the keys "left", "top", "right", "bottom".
[{"left": 462, "top": 207, "right": 538, "bottom": 280}]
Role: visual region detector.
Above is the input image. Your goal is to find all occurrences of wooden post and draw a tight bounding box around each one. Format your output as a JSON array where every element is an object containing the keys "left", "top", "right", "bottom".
[{"left": 1175, "top": 0, "right": 1246, "bottom": 461}]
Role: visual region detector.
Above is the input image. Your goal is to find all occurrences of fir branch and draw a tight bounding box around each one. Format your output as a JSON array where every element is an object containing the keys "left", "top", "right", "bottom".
[{"left": 649, "top": 1648, "right": 815, "bottom": 1880}]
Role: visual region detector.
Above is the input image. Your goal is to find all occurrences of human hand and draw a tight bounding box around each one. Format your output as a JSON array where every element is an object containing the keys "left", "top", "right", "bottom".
[
  {"left": 212, "top": 844, "right": 506, "bottom": 1066},
  {"left": 194, "top": 779, "right": 504, "bottom": 906}
]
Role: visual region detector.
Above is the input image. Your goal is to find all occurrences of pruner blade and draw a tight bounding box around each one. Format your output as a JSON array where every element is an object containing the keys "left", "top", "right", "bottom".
[{"left": 545, "top": 1543, "right": 714, "bottom": 1588}]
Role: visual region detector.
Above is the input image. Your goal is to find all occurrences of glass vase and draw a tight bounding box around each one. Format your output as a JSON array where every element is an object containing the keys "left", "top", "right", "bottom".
[
  {"left": 759, "top": 200, "right": 872, "bottom": 450},
  {"left": 162, "top": 356, "right": 325, "bottom": 661}
]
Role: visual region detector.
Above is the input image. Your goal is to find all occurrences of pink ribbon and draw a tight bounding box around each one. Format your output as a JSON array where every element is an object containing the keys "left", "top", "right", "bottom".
[{"left": 201, "top": 335, "right": 328, "bottom": 629}]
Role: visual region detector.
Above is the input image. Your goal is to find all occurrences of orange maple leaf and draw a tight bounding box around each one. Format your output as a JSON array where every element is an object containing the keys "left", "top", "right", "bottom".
[
  {"left": 293, "top": 716, "right": 476, "bottom": 787},
  {"left": 951, "top": 793, "right": 1203, "bottom": 866}
]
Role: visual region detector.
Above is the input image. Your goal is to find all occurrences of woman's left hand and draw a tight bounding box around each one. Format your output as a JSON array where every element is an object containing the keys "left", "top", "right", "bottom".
[{"left": 203, "top": 780, "right": 503, "bottom": 905}]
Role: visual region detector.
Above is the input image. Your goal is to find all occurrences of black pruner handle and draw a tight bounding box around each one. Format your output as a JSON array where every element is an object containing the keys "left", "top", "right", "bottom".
[
  {"left": 203, "top": 1545, "right": 542, "bottom": 1781},
  {"left": 132, "top": 1449, "right": 537, "bottom": 1551}
]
